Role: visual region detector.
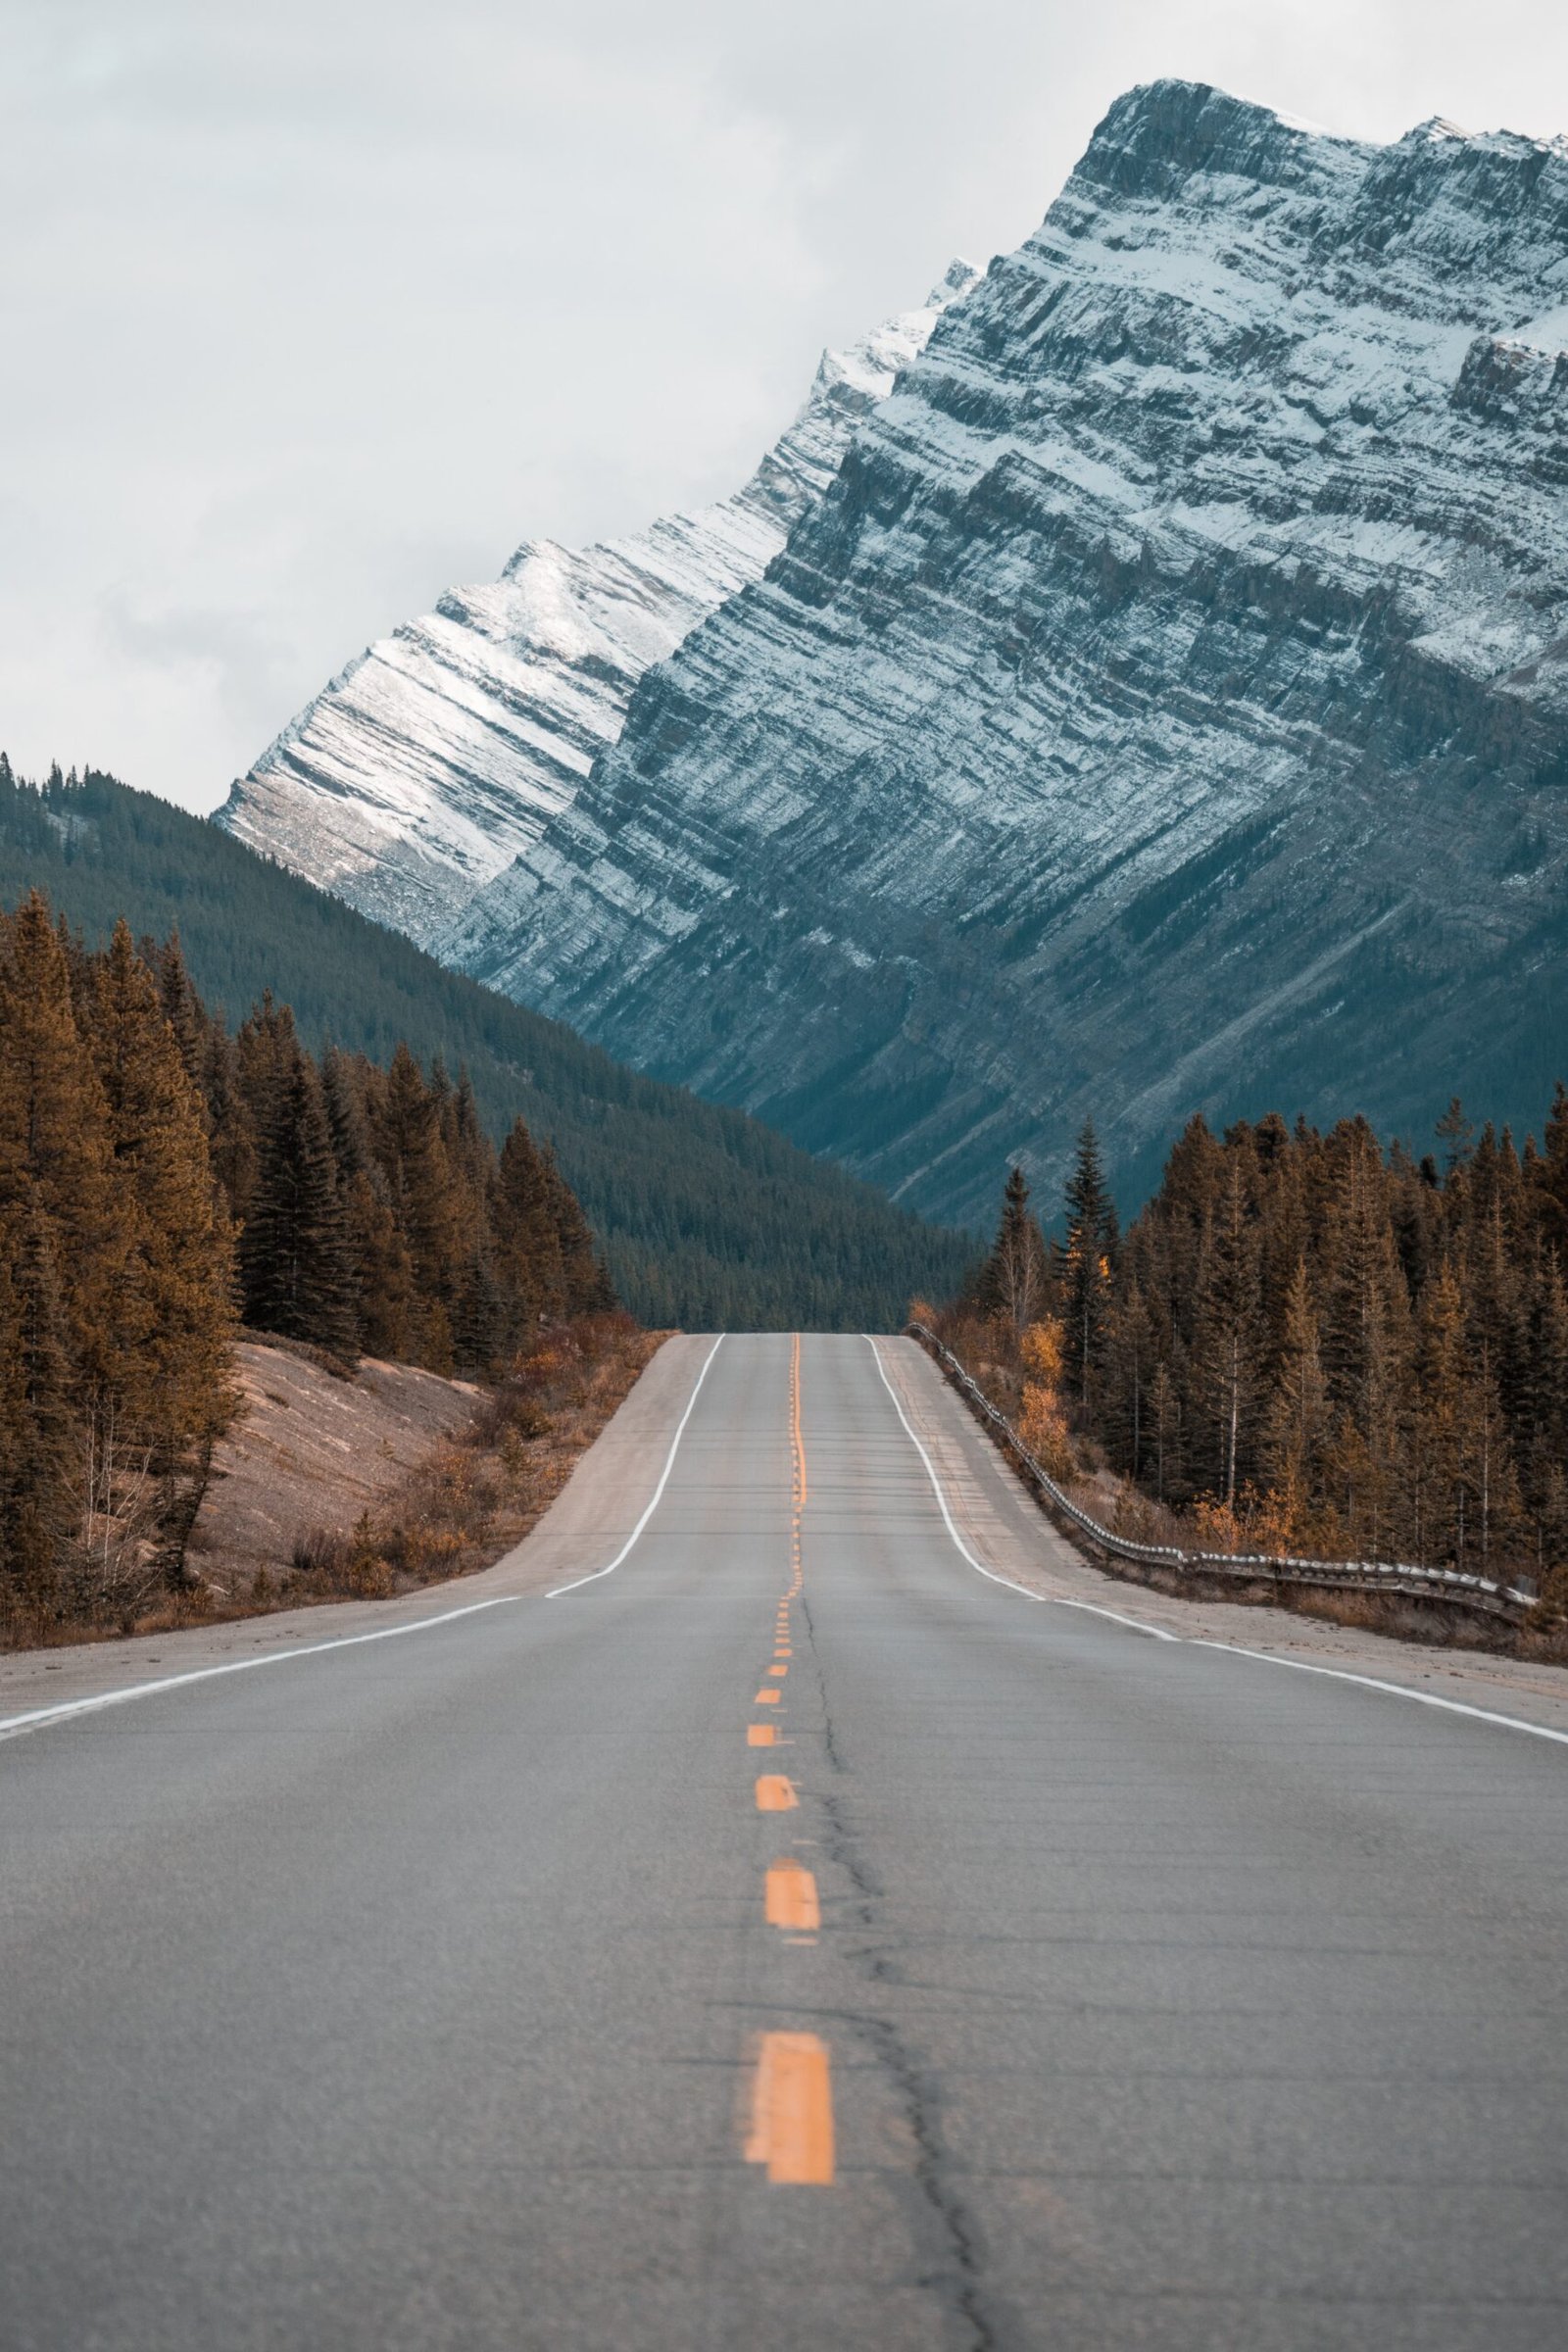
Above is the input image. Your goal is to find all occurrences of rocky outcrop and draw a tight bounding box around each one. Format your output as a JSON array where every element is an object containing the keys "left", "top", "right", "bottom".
[
  {"left": 215, "top": 264, "right": 978, "bottom": 945},
  {"left": 443, "top": 82, "right": 1568, "bottom": 1224}
]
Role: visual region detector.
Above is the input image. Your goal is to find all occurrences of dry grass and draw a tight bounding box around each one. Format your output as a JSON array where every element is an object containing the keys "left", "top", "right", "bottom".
[
  {"left": 5, "top": 1316, "right": 663, "bottom": 1646},
  {"left": 275, "top": 1315, "right": 663, "bottom": 1607}
]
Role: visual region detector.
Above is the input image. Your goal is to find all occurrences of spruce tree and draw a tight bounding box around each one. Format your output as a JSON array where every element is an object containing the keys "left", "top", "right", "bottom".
[
  {"left": 375, "top": 1043, "right": 461, "bottom": 1363},
  {"left": 89, "top": 921, "right": 238, "bottom": 1474},
  {"left": 0, "top": 891, "right": 127, "bottom": 1386},
  {"left": 1262, "top": 1256, "right": 1327, "bottom": 1536},
  {"left": 1062, "top": 1120, "right": 1113, "bottom": 1403},
  {"left": 243, "top": 1041, "right": 359, "bottom": 1354},
  {"left": 1189, "top": 1162, "right": 1261, "bottom": 1506},
  {"left": 0, "top": 1210, "right": 78, "bottom": 1616},
  {"left": 979, "top": 1163, "right": 1048, "bottom": 1331},
  {"left": 494, "top": 1118, "right": 566, "bottom": 1339}
]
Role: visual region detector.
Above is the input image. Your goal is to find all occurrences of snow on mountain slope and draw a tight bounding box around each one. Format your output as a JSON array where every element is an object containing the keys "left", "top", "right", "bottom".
[
  {"left": 442, "top": 81, "right": 1568, "bottom": 1225},
  {"left": 214, "top": 263, "right": 978, "bottom": 944}
]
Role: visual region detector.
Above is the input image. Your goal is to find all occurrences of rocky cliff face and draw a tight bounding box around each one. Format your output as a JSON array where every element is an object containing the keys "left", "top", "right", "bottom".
[
  {"left": 443, "top": 81, "right": 1568, "bottom": 1226},
  {"left": 215, "top": 263, "right": 978, "bottom": 945}
]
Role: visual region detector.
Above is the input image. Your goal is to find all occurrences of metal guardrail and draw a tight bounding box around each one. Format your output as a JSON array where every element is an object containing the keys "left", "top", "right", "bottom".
[{"left": 906, "top": 1323, "right": 1539, "bottom": 1626}]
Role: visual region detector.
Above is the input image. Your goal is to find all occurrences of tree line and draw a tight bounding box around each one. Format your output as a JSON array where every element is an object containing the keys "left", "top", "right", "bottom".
[
  {"left": 0, "top": 759, "right": 973, "bottom": 1328},
  {"left": 0, "top": 887, "right": 611, "bottom": 1627},
  {"left": 957, "top": 1095, "right": 1568, "bottom": 1588}
]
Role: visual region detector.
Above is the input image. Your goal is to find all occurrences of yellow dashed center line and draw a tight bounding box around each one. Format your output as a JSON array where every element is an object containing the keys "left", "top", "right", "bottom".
[
  {"left": 745, "top": 2033, "right": 834, "bottom": 2185},
  {"left": 738, "top": 1342, "right": 835, "bottom": 2189},
  {"left": 764, "top": 1857, "right": 820, "bottom": 1933}
]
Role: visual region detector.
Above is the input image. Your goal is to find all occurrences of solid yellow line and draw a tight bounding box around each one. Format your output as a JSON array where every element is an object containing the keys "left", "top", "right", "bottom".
[
  {"left": 744, "top": 2033, "right": 834, "bottom": 2184},
  {"left": 764, "top": 1858, "right": 820, "bottom": 1932},
  {"left": 755, "top": 1775, "right": 798, "bottom": 1811}
]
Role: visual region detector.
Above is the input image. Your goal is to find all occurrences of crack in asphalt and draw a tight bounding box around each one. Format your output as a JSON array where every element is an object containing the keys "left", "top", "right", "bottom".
[
  {"left": 852, "top": 2011, "right": 1000, "bottom": 2352},
  {"left": 798, "top": 1592, "right": 1003, "bottom": 2352}
]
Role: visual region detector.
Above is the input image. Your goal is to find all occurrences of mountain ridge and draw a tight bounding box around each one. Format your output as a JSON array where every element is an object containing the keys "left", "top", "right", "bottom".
[
  {"left": 439, "top": 77, "right": 1568, "bottom": 1222},
  {"left": 215, "top": 261, "right": 978, "bottom": 945}
]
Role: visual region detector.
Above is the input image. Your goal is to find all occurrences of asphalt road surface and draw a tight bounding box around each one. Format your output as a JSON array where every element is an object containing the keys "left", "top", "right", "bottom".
[{"left": 3, "top": 1334, "right": 1566, "bottom": 2351}]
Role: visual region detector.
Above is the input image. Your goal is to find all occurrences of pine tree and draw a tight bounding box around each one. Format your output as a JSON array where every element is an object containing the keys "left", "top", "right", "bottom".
[
  {"left": 344, "top": 1168, "right": 416, "bottom": 1361},
  {"left": 493, "top": 1117, "right": 566, "bottom": 1339},
  {"left": 1147, "top": 1358, "right": 1180, "bottom": 1505},
  {"left": 0, "top": 1210, "right": 78, "bottom": 1616},
  {"left": 1436, "top": 1096, "right": 1475, "bottom": 1178},
  {"left": 544, "top": 1144, "right": 614, "bottom": 1316},
  {"left": 89, "top": 921, "right": 239, "bottom": 1468},
  {"left": 155, "top": 929, "right": 207, "bottom": 1088},
  {"left": 1102, "top": 1275, "right": 1156, "bottom": 1479},
  {"left": 1537, "top": 1081, "right": 1568, "bottom": 1255},
  {"left": 375, "top": 1043, "right": 462, "bottom": 1365},
  {"left": 0, "top": 891, "right": 127, "bottom": 1386},
  {"left": 1062, "top": 1120, "right": 1113, "bottom": 1401},
  {"left": 977, "top": 1163, "right": 1049, "bottom": 1332},
  {"left": 1262, "top": 1256, "right": 1327, "bottom": 1519},
  {"left": 1189, "top": 1160, "right": 1261, "bottom": 1507},
  {"left": 243, "top": 1040, "right": 359, "bottom": 1354}
]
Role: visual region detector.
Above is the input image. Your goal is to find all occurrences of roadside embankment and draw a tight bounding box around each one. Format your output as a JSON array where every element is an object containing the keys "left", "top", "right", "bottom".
[
  {"left": 186, "top": 1337, "right": 488, "bottom": 1602},
  {"left": 3, "top": 1316, "right": 666, "bottom": 1653},
  {"left": 0, "top": 1329, "right": 707, "bottom": 1726}
]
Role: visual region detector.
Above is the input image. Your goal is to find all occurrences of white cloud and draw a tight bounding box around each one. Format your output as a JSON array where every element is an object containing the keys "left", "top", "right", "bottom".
[{"left": 2, "top": 0, "right": 1565, "bottom": 810}]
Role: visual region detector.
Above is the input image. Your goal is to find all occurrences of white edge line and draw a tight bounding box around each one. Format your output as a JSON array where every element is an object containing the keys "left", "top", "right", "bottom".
[
  {"left": 1, "top": 1334, "right": 722, "bottom": 1741},
  {"left": 868, "top": 1339, "right": 1568, "bottom": 1741},
  {"left": 871, "top": 1337, "right": 1568, "bottom": 1745},
  {"left": 545, "top": 1333, "right": 724, "bottom": 1597},
  {"left": 1188, "top": 1638, "right": 1568, "bottom": 1747},
  {"left": 864, "top": 1335, "right": 1177, "bottom": 1642},
  {"left": 0, "top": 1596, "right": 517, "bottom": 1745}
]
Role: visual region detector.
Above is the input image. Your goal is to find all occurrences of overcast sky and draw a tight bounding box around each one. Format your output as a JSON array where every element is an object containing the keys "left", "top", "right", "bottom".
[{"left": 4, "top": 0, "right": 1566, "bottom": 813}]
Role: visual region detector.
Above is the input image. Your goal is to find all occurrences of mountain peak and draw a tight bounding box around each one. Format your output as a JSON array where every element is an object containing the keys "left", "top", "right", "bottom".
[
  {"left": 442, "top": 77, "right": 1568, "bottom": 1225},
  {"left": 216, "top": 271, "right": 966, "bottom": 943},
  {"left": 1075, "top": 77, "right": 1348, "bottom": 202}
]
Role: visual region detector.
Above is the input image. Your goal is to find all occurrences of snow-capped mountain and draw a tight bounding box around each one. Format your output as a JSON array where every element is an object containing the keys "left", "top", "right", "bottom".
[
  {"left": 215, "top": 263, "right": 979, "bottom": 944},
  {"left": 441, "top": 80, "right": 1568, "bottom": 1225}
]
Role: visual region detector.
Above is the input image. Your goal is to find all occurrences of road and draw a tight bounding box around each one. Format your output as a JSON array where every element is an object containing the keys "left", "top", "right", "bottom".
[{"left": 2, "top": 1333, "right": 1566, "bottom": 2350}]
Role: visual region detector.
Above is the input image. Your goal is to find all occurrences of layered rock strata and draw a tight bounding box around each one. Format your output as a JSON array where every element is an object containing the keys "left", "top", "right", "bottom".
[
  {"left": 444, "top": 81, "right": 1568, "bottom": 1223},
  {"left": 217, "top": 264, "right": 978, "bottom": 944}
]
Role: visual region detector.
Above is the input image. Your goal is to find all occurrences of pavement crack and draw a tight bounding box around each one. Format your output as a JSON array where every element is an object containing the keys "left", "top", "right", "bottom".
[
  {"left": 852, "top": 2012, "right": 1001, "bottom": 2352},
  {"left": 799, "top": 1590, "right": 850, "bottom": 1776}
]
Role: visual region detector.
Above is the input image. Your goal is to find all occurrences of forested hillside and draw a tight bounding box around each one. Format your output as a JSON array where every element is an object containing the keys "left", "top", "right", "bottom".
[
  {"left": 0, "top": 888, "right": 612, "bottom": 1635},
  {"left": 947, "top": 1099, "right": 1568, "bottom": 1592},
  {"left": 0, "top": 760, "right": 973, "bottom": 1325}
]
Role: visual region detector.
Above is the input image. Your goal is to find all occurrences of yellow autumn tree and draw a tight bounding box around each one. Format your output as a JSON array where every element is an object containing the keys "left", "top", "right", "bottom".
[{"left": 1017, "top": 1316, "right": 1074, "bottom": 1479}]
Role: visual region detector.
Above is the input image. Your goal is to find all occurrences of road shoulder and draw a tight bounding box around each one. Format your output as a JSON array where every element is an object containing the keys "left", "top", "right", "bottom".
[
  {"left": 877, "top": 1334, "right": 1568, "bottom": 1739},
  {"left": 0, "top": 1333, "right": 710, "bottom": 1724}
]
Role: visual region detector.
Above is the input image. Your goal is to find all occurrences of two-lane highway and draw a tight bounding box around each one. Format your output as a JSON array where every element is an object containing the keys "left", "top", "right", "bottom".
[{"left": 2, "top": 1335, "right": 1566, "bottom": 2349}]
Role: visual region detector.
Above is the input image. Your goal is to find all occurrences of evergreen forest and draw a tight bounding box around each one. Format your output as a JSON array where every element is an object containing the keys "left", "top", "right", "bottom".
[
  {"left": 951, "top": 1100, "right": 1568, "bottom": 1594},
  {"left": 0, "top": 760, "right": 973, "bottom": 1327},
  {"left": 0, "top": 887, "right": 609, "bottom": 1630}
]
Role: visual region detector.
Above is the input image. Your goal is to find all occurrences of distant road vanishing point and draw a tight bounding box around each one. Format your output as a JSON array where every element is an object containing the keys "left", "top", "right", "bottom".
[{"left": 2, "top": 1334, "right": 1565, "bottom": 2348}]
